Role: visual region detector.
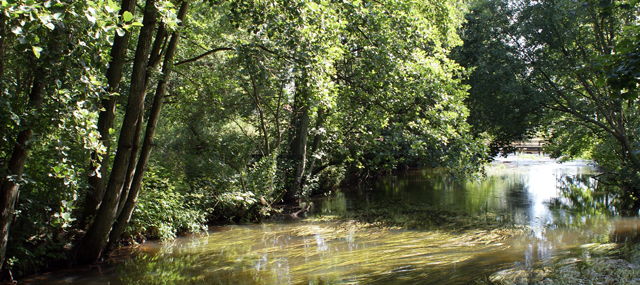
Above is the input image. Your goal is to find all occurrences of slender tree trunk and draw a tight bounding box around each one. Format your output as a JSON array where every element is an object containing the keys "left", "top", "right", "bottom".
[
  {"left": 248, "top": 72, "right": 270, "bottom": 154},
  {"left": 284, "top": 73, "right": 310, "bottom": 203},
  {"left": 75, "top": 0, "right": 158, "bottom": 264},
  {"left": 301, "top": 108, "right": 324, "bottom": 187},
  {"left": 81, "top": 0, "right": 137, "bottom": 229},
  {"left": 107, "top": 1, "right": 190, "bottom": 248},
  {"left": 0, "top": 13, "right": 5, "bottom": 80},
  {"left": 116, "top": 112, "right": 144, "bottom": 217},
  {"left": 0, "top": 72, "right": 44, "bottom": 270},
  {"left": 0, "top": 14, "right": 7, "bottom": 153},
  {"left": 116, "top": 24, "right": 168, "bottom": 218}
]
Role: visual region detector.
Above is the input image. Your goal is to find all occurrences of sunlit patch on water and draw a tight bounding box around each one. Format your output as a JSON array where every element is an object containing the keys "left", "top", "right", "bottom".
[
  {"left": 114, "top": 222, "right": 525, "bottom": 284},
  {"left": 20, "top": 156, "right": 640, "bottom": 284}
]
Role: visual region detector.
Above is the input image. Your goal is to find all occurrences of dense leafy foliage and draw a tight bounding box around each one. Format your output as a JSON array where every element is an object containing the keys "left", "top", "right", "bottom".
[
  {"left": 3, "top": 0, "right": 639, "bottom": 279},
  {"left": 456, "top": 0, "right": 640, "bottom": 210},
  {"left": 0, "top": 0, "right": 485, "bottom": 277}
]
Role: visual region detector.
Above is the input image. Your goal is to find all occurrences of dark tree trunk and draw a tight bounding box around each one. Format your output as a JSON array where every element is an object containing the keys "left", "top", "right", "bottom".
[
  {"left": 81, "top": 0, "right": 137, "bottom": 229},
  {"left": 108, "top": 0, "right": 190, "bottom": 248},
  {"left": 0, "top": 73, "right": 44, "bottom": 270},
  {"left": 284, "top": 73, "right": 310, "bottom": 204},
  {"left": 75, "top": 0, "right": 158, "bottom": 264},
  {"left": 117, "top": 23, "right": 168, "bottom": 218},
  {"left": 0, "top": 13, "right": 5, "bottom": 80},
  {"left": 116, "top": 111, "right": 143, "bottom": 218}
]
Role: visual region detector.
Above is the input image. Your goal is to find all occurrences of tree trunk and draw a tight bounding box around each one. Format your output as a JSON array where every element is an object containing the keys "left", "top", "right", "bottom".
[
  {"left": 0, "top": 13, "right": 5, "bottom": 80},
  {"left": 81, "top": 0, "right": 137, "bottom": 229},
  {"left": 75, "top": 0, "right": 158, "bottom": 264},
  {"left": 301, "top": 108, "right": 324, "bottom": 187},
  {"left": 248, "top": 72, "right": 270, "bottom": 154},
  {"left": 116, "top": 111, "right": 143, "bottom": 217},
  {"left": 117, "top": 24, "right": 168, "bottom": 218},
  {"left": 107, "top": 1, "right": 190, "bottom": 248},
  {"left": 284, "top": 73, "right": 310, "bottom": 203},
  {"left": 0, "top": 73, "right": 44, "bottom": 270}
]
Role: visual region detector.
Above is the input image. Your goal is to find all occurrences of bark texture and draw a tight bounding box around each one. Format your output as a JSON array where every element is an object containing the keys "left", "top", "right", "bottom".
[
  {"left": 75, "top": 0, "right": 158, "bottom": 264},
  {"left": 0, "top": 74, "right": 44, "bottom": 270},
  {"left": 108, "top": 1, "right": 190, "bottom": 248},
  {"left": 82, "top": 0, "right": 138, "bottom": 229},
  {"left": 284, "top": 74, "right": 310, "bottom": 203}
]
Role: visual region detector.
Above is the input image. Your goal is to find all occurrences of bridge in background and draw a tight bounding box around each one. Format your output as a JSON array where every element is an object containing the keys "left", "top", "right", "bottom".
[{"left": 513, "top": 138, "right": 545, "bottom": 154}]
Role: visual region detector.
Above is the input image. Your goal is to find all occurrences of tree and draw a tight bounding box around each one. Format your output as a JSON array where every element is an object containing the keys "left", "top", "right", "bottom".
[
  {"left": 451, "top": 1, "right": 548, "bottom": 156},
  {"left": 604, "top": 0, "right": 640, "bottom": 100},
  {"left": 107, "top": 0, "right": 191, "bottom": 249},
  {"left": 460, "top": 0, "right": 640, "bottom": 209},
  {"left": 80, "top": 0, "right": 138, "bottom": 229},
  {"left": 75, "top": 0, "right": 162, "bottom": 264},
  {"left": 0, "top": 0, "right": 119, "bottom": 270}
]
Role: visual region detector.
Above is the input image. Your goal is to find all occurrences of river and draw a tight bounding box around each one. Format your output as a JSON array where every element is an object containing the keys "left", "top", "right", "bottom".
[{"left": 21, "top": 156, "right": 638, "bottom": 284}]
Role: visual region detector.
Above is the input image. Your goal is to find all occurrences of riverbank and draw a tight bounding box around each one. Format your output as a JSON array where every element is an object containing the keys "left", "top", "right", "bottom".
[{"left": 11, "top": 160, "right": 637, "bottom": 284}]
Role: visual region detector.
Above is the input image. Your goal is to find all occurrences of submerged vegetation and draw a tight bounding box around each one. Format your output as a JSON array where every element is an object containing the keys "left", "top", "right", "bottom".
[
  {"left": 487, "top": 243, "right": 640, "bottom": 285},
  {"left": 312, "top": 199, "right": 517, "bottom": 232},
  {"left": 0, "top": 0, "right": 639, "bottom": 282}
]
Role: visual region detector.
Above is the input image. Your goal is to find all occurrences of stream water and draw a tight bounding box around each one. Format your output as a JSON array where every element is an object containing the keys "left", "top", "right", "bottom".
[{"left": 21, "top": 156, "right": 640, "bottom": 284}]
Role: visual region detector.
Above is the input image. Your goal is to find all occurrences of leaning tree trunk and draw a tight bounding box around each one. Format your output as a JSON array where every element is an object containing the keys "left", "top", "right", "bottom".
[
  {"left": 116, "top": 112, "right": 144, "bottom": 218},
  {"left": 74, "top": 0, "right": 158, "bottom": 264},
  {"left": 108, "top": 0, "right": 190, "bottom": 249},
  {"left": 0, "top": 70, "right": 44, "bottom": 270},
  {"left": 116, "top": 23, "right": 168, "bottom": 219},
  {"left": 81, "top": 0, "right": 138, "bottom": 229},
  {"left": 284, "top": 73, "right": 310, "bottom": 204}
]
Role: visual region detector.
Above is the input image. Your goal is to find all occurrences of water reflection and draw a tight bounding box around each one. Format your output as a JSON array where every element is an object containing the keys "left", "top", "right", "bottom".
[
  {"left": 22, "top": 156, "right": 640, "bottom": 284},
  {"left": 341, "top": 155, "right": 598, "bottom": 234}
]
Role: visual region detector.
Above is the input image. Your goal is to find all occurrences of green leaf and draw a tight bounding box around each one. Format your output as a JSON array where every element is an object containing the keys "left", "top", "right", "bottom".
[
  {"left": 32, "top": 46, "right": 42, "bottom": 58},
  {"left": 107, "top": 0, "right": 119, "bottom": 13},
  {"left": 11, "top": 25, "right": 22, "bottom": 35},
  {"left": 123, "top": 11, "right": 133, "bottom": 22},
  {"left": 130, "top": 21, "right": 143, "bottom": 27}
]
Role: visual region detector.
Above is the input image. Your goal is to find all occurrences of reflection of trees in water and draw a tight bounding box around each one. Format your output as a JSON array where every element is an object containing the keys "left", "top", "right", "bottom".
[
  {"left": 547, "top": 174, "right": 617, "bottom": 243},
  {"left": 365, "top": 168, "right": 534, "bottom": 213},
  {"left": 551, "top": 174, "right": 617, "bottom": 217},
  {"left": 499, "top": 173, "right": 528, "bottom": 211}
]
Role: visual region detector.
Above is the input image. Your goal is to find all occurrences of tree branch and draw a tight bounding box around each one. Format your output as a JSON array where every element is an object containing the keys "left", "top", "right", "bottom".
[{"left": 175, "top": 47, "right": 234, "bottom": 66}]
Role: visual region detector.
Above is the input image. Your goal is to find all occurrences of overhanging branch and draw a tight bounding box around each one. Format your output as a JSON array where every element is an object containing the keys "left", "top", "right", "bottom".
[{"left": 175, "top": 47, "right": 234, "bottom": 66}]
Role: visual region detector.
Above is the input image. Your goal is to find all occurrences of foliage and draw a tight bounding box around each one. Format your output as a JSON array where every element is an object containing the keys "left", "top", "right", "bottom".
[
  {"left": 604, "top": 0, "right": 640, "bottom": 100},
  {"left": 0, "top": 0, "right": 122, "bottom": 276},
  {"left": 451, "top": 1, "right": 548, "bottom": 156},
  {"left": 458, "top": 0, "right": 640, "bottom": 209},
  {"left": 128, "top": 165, "right": 209, "bottom": 241},
  {"left": 0, "top": 0, "right": 492, "bottom": 277}
]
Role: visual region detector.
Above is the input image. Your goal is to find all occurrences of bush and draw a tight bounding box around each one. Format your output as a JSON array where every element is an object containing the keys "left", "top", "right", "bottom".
[{"left": 127, "top": 166, "right": 210, "bottom": 241}]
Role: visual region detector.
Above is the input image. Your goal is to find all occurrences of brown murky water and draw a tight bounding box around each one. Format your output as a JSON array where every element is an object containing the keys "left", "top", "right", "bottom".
[{"left": 21, "top": 155, "right": 637, "bottom": 284}]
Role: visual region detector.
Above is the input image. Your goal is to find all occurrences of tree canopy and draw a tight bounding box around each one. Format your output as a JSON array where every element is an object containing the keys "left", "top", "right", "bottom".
[
  {"left": 456, "top": 0, "right": 640, "bottom": 209},
  {"left": 1, "top": 0, "right": 639, "bottom": 278}
]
